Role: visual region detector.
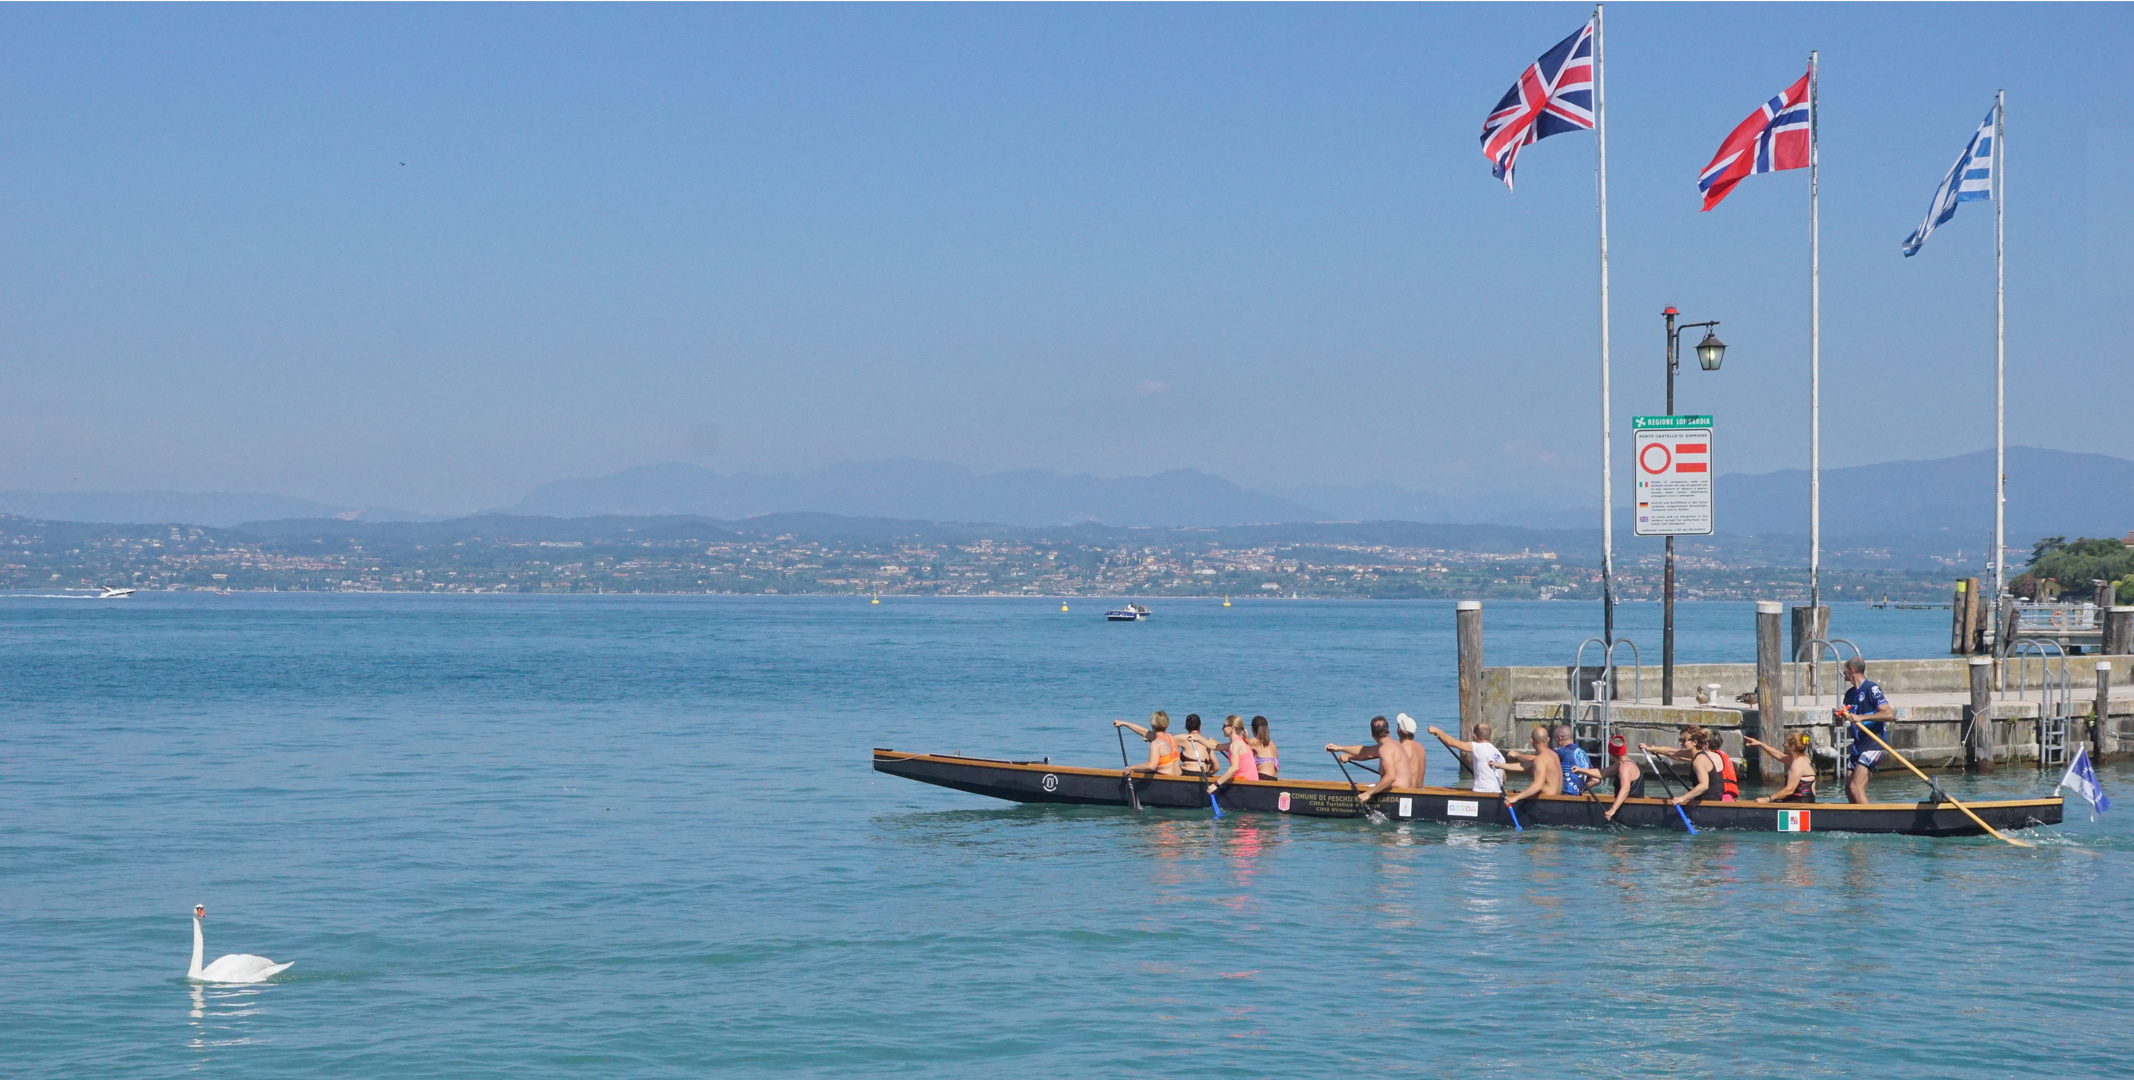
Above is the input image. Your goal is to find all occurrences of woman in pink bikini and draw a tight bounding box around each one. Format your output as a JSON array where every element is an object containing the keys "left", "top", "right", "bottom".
[
  {"left": 1207, "top": 715, "right": 1261, "bottom": 795},
  {"left": 1248, "top": 715, "right": 1279, "bottom": 780}
]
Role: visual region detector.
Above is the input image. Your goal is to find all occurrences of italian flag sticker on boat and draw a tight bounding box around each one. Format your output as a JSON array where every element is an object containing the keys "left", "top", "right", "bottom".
[{"left": 1777, "top": 809, "right": 1811, "bottom": 832}]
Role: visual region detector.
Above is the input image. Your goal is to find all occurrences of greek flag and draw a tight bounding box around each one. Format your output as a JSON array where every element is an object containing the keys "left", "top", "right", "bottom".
[
  {"left": 1901, "top": 106, "right": 1996, "bottom": 257},
  {"left": 2058, "top": 747, "right": 2111, "bottom": 818}
]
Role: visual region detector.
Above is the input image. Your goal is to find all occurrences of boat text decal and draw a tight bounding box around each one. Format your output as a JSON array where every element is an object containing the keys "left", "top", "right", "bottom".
[{"left": 1447, "top": 800, "right": 1479, "bottom": 818}]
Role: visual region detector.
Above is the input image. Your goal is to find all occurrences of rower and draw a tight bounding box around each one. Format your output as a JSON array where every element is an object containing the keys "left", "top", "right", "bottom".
[
  {"left": 1393, "top": 713, "right": 1427, "bottom": 784},
  {"left": 1746, "top": 732, "right": 1818, "bottom": 804},
  {"left": 1551, "top": 723, "right": 1592, "bottom": 796},
  {"left": 1175, "top": 713, "right": 1220, "bottom": 780},
  {"left": 1113, "top": 712, "right": 1184, "bottom": 777},
  {"left": 1643, "top": 726, "right": 1736, "bottom": 806},
  {"left": 1835, "top": 656, "right": 1893, "bottom": 804},
  {"left": 1207, "top": 715, "right": 1262, "bottom": 795},
  {"left": 1580, "top": 733, "right": 1644, "bottom": 822},
  {"left": 1502, "top": 724, "right": 1563, "bottom": 809},
  {"left": 1428, "top": 721, "right": 1507, "bottom": 794},
  {"left": 1326, "top": 716, "right": 1413, "bottom": 806},
  {"left": 1248, "top": 716, "right": 1280, "bottom": 780}
]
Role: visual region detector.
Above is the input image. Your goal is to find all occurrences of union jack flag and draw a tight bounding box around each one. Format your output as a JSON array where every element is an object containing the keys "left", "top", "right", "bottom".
[
  {"left": 1480, "top": 19, "right": 1596, "bottom": 190},
  {"left": 1698, "top": 71, "right": 1811, "bottom": 211}
]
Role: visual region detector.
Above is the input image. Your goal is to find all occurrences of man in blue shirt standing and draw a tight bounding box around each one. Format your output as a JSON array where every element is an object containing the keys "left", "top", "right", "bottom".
[{"left": 1835, "top": 657, "right": 1895, "bottom": 804}]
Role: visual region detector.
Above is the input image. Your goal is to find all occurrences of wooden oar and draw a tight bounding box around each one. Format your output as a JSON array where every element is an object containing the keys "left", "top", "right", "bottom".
[
  {"left": 1640, "top": 749, "right": 1698, "bottom": 834},
  {"left": 1846, "top": 720, "right": 2031, "bottom": 848},
  {"left": 1328, "top": 749, "right": 1389, "bottom": 824},
  {"left": 1116, "top": 726, "right": 1141, "bottom": 813}
]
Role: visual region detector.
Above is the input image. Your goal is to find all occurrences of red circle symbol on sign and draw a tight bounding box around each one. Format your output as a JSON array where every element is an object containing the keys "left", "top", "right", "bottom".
[{"left": 1639, "top": 442, "right": 1672, "bottom": 474}]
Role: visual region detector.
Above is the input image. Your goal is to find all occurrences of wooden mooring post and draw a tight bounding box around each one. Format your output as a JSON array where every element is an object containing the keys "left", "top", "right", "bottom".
[
  {"left": 1965, "top": 655, "right": 1996, "bottom": 772},
  {"left": 2105, "top": 606, "right": 2134, "bottom": 657},
  {"left": 1790, "top": 604, "right": 1829, "bottom": 663},
  {"left": 1456, "top": 601, "right": 1483, "bottom": 752},
  {"left": 1754, "top": 601, "right": 1782, "bottom": 784},
  {"left": 1950, "top": 579, "right": 1980, "bottom": 655},
  {"left": 2096, "top": 661, "right": 2114, "bottom": 763}
]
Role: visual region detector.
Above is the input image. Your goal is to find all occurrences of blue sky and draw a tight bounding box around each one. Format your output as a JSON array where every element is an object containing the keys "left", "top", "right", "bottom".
[{"left": 0, "top": 3, "right": 2125, "bottom": 513}]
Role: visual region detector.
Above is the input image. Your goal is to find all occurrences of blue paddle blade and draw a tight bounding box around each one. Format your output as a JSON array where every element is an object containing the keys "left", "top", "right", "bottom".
[
  {"left": 1504, "top": 799, "right": 1523, "bottom": 832},
  {"left": 1210, "top": 792, "right": 1223, "bottom": 819},
  {"left": 1675, "top": 804, "right": 1698, "bottom": 834}
]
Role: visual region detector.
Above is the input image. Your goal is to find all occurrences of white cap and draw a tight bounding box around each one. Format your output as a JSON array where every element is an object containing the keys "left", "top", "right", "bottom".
[
  {"left": 1396, "top": 712, "right": 1417, "bottom": 735},
  {"left": 1757, "top": 601, "right": 1783, "bottom": 615},
  {"left": 1456, "top": 600, "right": 1482, "bottom": 612}
]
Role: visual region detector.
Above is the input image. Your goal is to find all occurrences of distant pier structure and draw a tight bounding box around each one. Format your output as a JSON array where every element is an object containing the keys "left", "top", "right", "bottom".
[{"left": 1948, "top": 575, "right": 2134, "bottom": 657}]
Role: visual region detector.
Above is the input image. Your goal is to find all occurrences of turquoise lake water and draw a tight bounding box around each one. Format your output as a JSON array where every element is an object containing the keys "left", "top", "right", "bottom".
[{"left": 2, "top": 595, "right": 2125, "bottom": 1076}]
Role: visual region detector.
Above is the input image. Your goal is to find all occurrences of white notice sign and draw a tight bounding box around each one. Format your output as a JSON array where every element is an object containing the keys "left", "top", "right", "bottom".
[{"left": 1632, "top": 415, "right": 1713, "bottom": 536}]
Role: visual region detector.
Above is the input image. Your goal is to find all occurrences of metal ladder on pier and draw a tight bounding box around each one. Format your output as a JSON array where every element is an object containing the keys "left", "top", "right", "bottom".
[
  {"left": 1571, "top": 638, "right": 1642, "bottom": 775},
  {"left": 2010, "top": 638, "right": 2073, "bottom": 769},
  {"left": 1793, "top": 637, "right": 1862, "bottom": 790}
]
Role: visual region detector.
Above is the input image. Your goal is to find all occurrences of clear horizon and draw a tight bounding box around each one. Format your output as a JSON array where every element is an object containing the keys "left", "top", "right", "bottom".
[{"left": 2, "top": 4, "right": 2126, "bottom": 515}]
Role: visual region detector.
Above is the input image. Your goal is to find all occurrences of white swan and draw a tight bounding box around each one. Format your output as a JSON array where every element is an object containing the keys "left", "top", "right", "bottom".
[{"left": 188, "top": 905, "right": 293, "bottom": 983}]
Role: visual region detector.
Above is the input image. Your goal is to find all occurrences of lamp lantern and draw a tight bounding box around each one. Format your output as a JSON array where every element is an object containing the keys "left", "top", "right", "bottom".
[{"left": 1694, "top": 329, "right": 1727, "bottom": 371}]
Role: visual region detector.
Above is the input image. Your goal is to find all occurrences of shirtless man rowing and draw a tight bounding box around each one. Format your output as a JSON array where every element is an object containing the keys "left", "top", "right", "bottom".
[
  {"left": 1326, "top": 714, "right": 1425, "bottom": 807},
  {"left": 1501, "top": 724, "right": 1564, "bottom": 809}
]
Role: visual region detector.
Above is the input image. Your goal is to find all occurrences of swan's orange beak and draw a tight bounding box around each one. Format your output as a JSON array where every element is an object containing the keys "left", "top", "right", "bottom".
[{"left": 195, "top": 906, "right": 206, "bottom": 919}]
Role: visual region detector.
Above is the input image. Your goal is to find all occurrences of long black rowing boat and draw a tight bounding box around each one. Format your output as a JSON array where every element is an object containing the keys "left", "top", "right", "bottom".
[{"left": 873, "top": 749, "right": 2063, "bottom": 836}]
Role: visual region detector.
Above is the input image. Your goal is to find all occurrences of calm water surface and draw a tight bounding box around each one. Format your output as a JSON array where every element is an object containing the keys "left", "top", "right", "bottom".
[{"left": 2, "top": 596, "right": 2124, "bottom": 1076}]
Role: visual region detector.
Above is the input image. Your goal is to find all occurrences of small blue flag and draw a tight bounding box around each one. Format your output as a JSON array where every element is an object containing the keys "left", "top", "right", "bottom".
[
  {"left": 1901, "top": 105, "right": 1997, "bottom": 257},
  {"left": 2058, "top": 747, "right": 2111, "bottom": 818}
]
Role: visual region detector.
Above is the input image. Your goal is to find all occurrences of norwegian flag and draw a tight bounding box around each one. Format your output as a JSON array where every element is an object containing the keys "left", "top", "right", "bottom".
[
  {"left": 1480, "top": 19, "right": 1596, "bottom": 190},
  {"left": 1698, "top": 71, "right": 1811, "bottom": 210}
]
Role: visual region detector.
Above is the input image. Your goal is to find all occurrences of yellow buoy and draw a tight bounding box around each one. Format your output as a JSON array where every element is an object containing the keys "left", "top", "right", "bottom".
[
  {"left": 871, "top": 594, "right": 879, "bottom": 604},
  {"left": 1223, "top": 594, "right": 1231, "bottom": 607},
  {"left": 1061, "top": 601, "right": 1069, "bottom": 612}
]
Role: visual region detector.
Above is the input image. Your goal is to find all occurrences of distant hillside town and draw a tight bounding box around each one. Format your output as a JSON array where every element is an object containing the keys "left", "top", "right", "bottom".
[{"left": 0, "top": 513, "right": 2002, "bottom": 603}]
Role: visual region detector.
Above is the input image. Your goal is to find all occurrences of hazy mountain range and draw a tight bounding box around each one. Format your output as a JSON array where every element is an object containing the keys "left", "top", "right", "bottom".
[{"left": 3, "top": 447, "right": 2127, "bottom": 545}]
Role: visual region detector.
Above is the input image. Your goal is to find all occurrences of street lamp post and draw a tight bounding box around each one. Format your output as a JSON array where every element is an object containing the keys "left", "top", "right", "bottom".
[{"left": 1661, "top": 307, "right": 1725, "bottom": 706}]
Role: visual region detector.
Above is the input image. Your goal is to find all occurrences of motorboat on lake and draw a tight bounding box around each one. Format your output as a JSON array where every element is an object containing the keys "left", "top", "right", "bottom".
[
  {"left": 95, "top": 586, "right": 135, "bottom": 599},
  {"left": 1105, "top": 603, "right": 1151, "bottom": 622}
]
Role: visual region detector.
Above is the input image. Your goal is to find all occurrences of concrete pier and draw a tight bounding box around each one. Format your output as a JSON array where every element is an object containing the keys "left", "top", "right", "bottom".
[{"left": 1463, "top": 603, "right": 2134, "bottom": 776}]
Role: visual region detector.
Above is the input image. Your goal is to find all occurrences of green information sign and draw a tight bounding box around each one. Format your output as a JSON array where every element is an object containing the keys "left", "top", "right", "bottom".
[{"left": 1631, "top": 414, "right": 1714, "bottom": 429}]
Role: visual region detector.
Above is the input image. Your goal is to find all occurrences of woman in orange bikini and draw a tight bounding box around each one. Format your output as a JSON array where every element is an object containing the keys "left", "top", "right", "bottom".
[{"left": 1113, "top": 712, "right": 1184, "bottom": 777}]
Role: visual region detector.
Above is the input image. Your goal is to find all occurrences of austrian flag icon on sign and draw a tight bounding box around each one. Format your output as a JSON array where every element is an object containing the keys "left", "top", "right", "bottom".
[{"left": 1632, "top": 415, "right": 1714, "bottom": 537}]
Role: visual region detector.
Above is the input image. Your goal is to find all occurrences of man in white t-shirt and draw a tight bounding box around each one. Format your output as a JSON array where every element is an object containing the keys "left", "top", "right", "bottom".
[{"left": 1427, "top": 722, "right": 1506, "bottom": 794}]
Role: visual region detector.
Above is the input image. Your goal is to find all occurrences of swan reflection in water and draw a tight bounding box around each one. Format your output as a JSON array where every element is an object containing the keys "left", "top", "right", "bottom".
[{"left": 185, "top": 982, "right": 269, "bottom": 1067}]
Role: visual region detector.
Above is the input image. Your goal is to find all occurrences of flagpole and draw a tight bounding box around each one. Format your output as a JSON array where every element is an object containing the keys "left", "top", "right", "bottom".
[
  {"left": 1993, "top": 89, "right": 2006, "bottom": 616},
  {"left": 1808, "top": 50, "right": 1821, "bottom": 636},
  {"left": 1595, "top": 3, "right": 1615, "bottom": 649}
]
